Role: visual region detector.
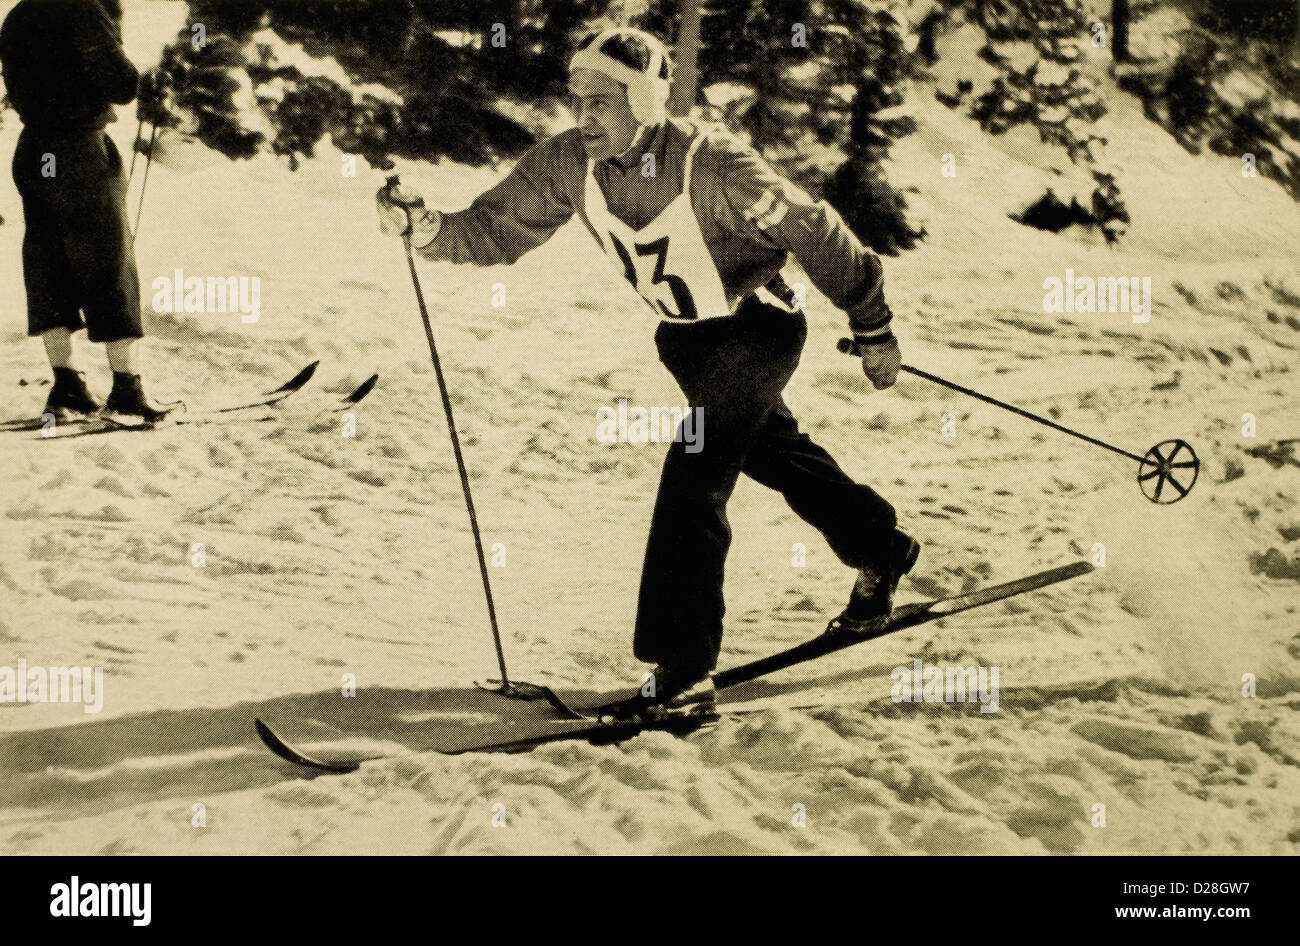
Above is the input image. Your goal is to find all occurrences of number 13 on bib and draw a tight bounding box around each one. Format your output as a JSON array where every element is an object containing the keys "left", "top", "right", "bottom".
[{"left": 582, "top": 133, "right": 732, "bottom": 322}]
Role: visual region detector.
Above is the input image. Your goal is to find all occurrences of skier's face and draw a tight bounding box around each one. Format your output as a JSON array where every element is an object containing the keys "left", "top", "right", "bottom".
[{"left": 568, "top": 70, "right": 640, "bottom": 161}]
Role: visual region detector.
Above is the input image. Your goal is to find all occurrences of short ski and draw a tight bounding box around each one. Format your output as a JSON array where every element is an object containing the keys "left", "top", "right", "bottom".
[
  {"left": 2, "top": 361, "right": 320, "bottom": 438},
  {"left": 84, "top": 369, "right": 379, "bottom": 436},
  {"left": 254, "top": 561, "right": 1093, "bottom": 770},
  {"left": 212, "top": 361, "right": 321, "bottom": 413},
  {"left": 1, "top": 361, "right": 321, "bottom": 435},
  {"left": 30, "top": 365, "right": 376, "bottom": 440}
]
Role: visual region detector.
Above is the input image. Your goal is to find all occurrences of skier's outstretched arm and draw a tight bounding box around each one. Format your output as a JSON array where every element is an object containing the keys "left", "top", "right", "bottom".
[
  {"left": 377, "top": 134, "right": 577, "bottom": 266},
  {"left": 708, "top": 146, "right": 900, "bottom": 389}
]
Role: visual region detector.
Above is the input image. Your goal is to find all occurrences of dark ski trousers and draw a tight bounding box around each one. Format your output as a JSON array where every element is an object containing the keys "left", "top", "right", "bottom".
[
  {"left": 634, "top": 295, "right": 897, "bottom": 674},
  {"left": 12, "top": 127, "right": 142, "bottom": 344}
]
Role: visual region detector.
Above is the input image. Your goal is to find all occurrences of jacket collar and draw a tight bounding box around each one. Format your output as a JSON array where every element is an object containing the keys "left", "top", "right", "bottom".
[{"left": 606, "top": 122, "right": 667, "bottom": 171}]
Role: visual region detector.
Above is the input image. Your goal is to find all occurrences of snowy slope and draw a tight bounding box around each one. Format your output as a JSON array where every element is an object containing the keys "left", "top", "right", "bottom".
[{"left": 0, "top": 1, "right": 1298, "bottom": 855}]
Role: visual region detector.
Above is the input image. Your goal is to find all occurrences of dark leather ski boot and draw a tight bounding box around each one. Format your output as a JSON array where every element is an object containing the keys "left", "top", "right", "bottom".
[
  {"left": 611, "top": 663, "right": 716, "bottom": 720},
  {"left": 827, "top": 528, "right": 921, "bottom": 636},
  {"left": 103, "top": 373, "right": 173, "bottom": 424},
  {"left": 43, "top": 367, "right": 101, "bottom": 419}
]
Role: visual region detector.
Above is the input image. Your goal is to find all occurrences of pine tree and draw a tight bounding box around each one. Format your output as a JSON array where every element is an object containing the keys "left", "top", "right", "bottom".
[
  {"left": 668, "top": 0, "right": 702, "bottom": 116},
  {"left": 1112, "top": 0, "right": 1130, "bottom": 62}
]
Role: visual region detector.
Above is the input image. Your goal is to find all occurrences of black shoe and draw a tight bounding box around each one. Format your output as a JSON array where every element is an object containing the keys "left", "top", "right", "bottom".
[
  {"left": 43, "top": 367, "right": 101, "bottom": 419},
  {"left": 827, "top": 528, "right": 921, "bottom": 636},
  {"left": 103, "top": 372, "right": 173, "bottom": 424}
]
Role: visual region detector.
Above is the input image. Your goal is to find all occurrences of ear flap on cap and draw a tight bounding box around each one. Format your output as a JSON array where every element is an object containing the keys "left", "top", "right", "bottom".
[
  {"left": 636, "top": 47, "right": 670, "bottom": 124},
  {"left": 569, "top": 29, "right": 672, "bottom": 126}
]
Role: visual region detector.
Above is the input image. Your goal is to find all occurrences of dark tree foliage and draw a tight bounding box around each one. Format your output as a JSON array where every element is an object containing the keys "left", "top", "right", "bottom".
[
  {"left": 267, "top": 75, "right": 350, "bottom": 165},
  {"left": 188, "top": 0, "right": 269, "bottom": 35},
  {"left": 151, "top": 0, "right": 933, "bottom": 251},
  {"left": 668, "top": 0, "right": 924, "bottom": 254},
  {"left": 693, "top": 0, "right": 816, "bottom": 152},
  {"left": 159, "top": 0, "right": 613, "bottom": 165},
  {"left": 511, "top": 0, "right": 610, "bottom": 100},
  {"left": 1163, "top": 53, "right": 1212, "bottom": 140},
  {"left": 1111, "top": 1, "right": 1299, "bottom": 198},
  {"left": 1197, "top": 0, "right": 1297, "bottom": 41},
  {"left": 168, "top": 35, "right": 265, "bottom": 158},
  {"left": 1011, "top": 190, "right": 1096, "bottom": 232}
]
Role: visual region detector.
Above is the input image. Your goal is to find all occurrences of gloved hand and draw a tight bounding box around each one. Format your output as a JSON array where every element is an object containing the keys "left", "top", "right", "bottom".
[
  {"left": 376, "top": 182, "right": 441, "bottom": 247},
  {"left": 859, "top": 331, "right": 901, "bottom": 390},
  {"left": 137, "top": 68, "right": 169, "bottom": 108}
]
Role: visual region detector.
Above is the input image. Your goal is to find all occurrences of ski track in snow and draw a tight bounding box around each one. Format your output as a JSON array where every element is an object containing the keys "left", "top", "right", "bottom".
[{"left": 0, "top": 1, "right": 1298, "bottom": 854}]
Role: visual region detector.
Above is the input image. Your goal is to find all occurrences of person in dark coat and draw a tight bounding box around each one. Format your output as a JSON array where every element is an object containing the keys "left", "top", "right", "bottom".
[{"left": 1, "top": 0, "right": 168, "bottom": 421}]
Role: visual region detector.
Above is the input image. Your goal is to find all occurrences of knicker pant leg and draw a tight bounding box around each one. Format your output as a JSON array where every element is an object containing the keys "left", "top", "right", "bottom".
[
  {"left": 61, "top": 134, "right": 141, "bottom": 344},
  {"left": 16, "top": 131, "right": 142, "bottom": 344},
  {"left": 742, "top": 400, "right": 897, "bottom": 568},
  {"left": 633, "top": 440, "right": 744, "bottom": 672},
  {"left": 14, "top": 132, "right": 84, "bottom": 337},
  {"left": 633, "top": 300, "right": 806, "bottom": 672}
]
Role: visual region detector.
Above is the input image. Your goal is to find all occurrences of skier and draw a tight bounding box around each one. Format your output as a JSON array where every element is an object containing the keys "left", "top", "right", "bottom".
[
  {"left": 377, "top": 27, "right": 919, "bottom": 709},
  {"left": 0, "top": 0, "right": 170, "bottom": 422}
]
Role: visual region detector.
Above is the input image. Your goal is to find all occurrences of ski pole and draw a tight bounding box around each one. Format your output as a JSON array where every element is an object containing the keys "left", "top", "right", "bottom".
[
  {"left": 837, "top": 336, "right": 1199, "bottom": 504},
  {"left": 131, "top": 121, "right": 158, "bottom": 244},
  {"left": 373, "top": 165, "right": 578, "bottom": 711},
  {"left": 127, "top": 118, "right": 145, "bottom": 184},
  {"left": 382, "top": 169, "right": 572, "bottom": 707}
]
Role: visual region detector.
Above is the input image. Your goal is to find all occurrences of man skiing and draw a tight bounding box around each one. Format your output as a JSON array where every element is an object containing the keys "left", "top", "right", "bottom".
[
  {"left": 0, "top": 0, "right": 169, "bottom": 422},
  {"left": 377, "top": 27, "right": 918, "bottom": 710}
]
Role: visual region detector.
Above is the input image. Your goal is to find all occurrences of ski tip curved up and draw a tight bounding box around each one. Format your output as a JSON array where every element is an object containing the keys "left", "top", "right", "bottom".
[
  {"left": 273, "top": 360, "right": 321, "bottom": 395},
  {"left": 340, "top": 373, "right": 379, "bottom": 406},
  {"left": 254, "top": 718, "right": 364, "bottom": 774}
]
